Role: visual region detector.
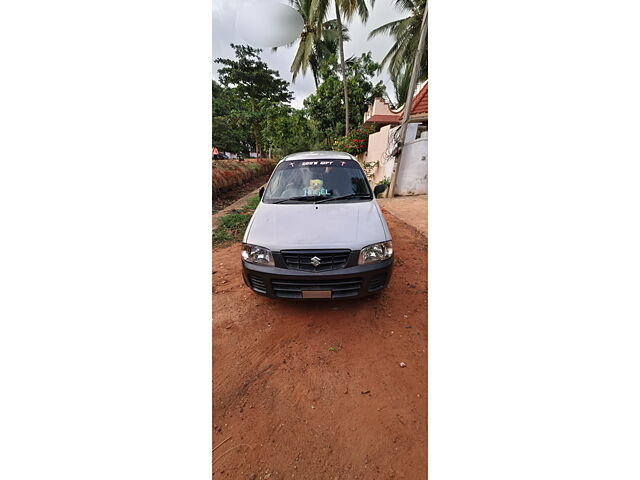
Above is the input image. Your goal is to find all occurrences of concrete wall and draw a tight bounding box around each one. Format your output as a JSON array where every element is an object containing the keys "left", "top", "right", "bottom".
[
  {"left": 365, "top": 125, "right": 394, "bottom": 185},
  {"left": 395, "top": 136, "right": 427, "bottom": 195},
  {"left": 364, "top": 123, "right": 428, "bottom": 195}
]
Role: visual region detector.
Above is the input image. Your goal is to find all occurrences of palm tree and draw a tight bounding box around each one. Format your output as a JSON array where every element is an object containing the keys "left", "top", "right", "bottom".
[
  {"left": 276, "top": 1, "right": 322, "bottom": 85},
  {"left": 308, "top": 19, "right": 350, "bottom": 86},
  {"left": 369, "top": 0, "right": 427, "bottom": 98},
  {"left": 276, "top": 1, "right": 350, "bottom": 89},
  {"left": 315, "top": 0, "right": 376, "bottom": 135},
  {"left": 391, "top": 63, "right": 413, "bottom": 108}
]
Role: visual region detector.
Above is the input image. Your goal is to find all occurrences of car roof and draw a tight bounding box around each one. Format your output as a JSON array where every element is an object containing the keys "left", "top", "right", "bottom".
[{"left": 278, "top": 151, "right": 356, "bottom": 163}]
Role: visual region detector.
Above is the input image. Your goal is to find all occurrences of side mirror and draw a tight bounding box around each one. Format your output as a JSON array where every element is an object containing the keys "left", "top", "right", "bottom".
[
  {"left": 259, "top": 187, "right": 265, "bottom": 198},
  {"left": 374, "top": 184, "right": 387, "bottom": 197}
]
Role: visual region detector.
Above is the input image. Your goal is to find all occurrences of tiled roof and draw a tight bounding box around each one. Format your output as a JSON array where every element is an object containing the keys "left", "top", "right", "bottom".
[
  {"left": 411, "top": 82, "right": 428, "bottom": 115},
  {"left": 392, "top": 81, "right": 428, "bottom": 117},
  {"left": 363, "top": 114, "right": 402, "bottom": 125},
  {"left": 364, "top": 81, "right": 428, "bottom": 126}
]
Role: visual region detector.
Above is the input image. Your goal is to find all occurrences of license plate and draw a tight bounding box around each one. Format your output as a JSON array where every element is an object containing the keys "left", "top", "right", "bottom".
[{"left": 302, "top": 290, "right": 332, "bottom": 299}]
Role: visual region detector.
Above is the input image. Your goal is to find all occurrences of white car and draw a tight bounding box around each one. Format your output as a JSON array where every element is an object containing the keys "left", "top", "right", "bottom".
[{"left": 241, "top": 151, "right": 393, "bottom": 299}]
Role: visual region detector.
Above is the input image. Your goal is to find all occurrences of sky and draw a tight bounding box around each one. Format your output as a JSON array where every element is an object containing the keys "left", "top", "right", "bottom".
[{"left": 212, "top": 0, "right": 405, "bottom": 109}]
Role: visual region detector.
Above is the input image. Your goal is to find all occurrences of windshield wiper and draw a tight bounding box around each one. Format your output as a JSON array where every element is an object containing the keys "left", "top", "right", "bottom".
[
  {"left": 314, "top": 194, "right": 372, "bottom": 204},
  {"left": 271, "top": 195, "right": 323, "bottom": 204}
]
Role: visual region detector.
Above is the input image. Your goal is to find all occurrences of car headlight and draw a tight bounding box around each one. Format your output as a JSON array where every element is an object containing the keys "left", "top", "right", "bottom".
[
  {"left": 358, "top": 241, "right": 393, "bottom": 264},
  {"left": 241, "top": 243, "right": 275, "bottom": 266}
]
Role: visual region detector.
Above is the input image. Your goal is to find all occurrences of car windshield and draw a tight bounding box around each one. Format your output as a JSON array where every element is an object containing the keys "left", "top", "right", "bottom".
[{"left": 263, "top": 158, "right": 372, "bottom": 203}]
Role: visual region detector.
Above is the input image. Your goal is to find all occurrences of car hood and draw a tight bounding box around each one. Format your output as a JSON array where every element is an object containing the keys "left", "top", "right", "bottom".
[{"left": 244, "top": 200, "right": 390, "bottom": 251}]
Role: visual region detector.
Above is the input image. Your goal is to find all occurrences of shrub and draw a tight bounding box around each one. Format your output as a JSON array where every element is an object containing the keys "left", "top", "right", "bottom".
[
  {"left": 378, "top": 177, "right": 391, "bottom": 188},
  {"left": 332, "top": 124, "right": 376, "bottom": 155}
]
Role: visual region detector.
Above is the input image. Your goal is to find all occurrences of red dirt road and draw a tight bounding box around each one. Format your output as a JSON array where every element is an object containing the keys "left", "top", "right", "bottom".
[{"left": 213, "top": 212, "right": 427, "bottom": 480}]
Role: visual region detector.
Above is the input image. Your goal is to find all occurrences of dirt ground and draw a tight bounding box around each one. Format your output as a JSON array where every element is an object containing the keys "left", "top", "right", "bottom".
[
  {"left": 377, "top": 195, "right": 428, "bottom": 238},
  {"left": 212, "top": 211, "right": 427, "bottom": 480}
]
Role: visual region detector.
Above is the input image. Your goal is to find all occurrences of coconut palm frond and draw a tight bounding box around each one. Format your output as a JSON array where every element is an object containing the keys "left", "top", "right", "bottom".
[
  {"left": 392, "top": 64, "right": 412, "bottom": 106},
  {"left": 368, "top": 18, "right": 405, "bottom": 39},
  {"left": 321, "top": 19, "right": 351, "bottom": 43},
  {"left": 322, "top": 19, "right": 351, "bottom": 42},
  {"left": 393, "top": 0, "right": 424, "bottom": 14},
  {"left": 390, "top": 33, "right": 416, "bottom": 74},
  {"left": 313, "top": 0, "right": 332, "bottom": 23},
  {"left": 378, "top": 40, "right": 399, "bottom": 69},
  {"left": 337, "top": 0, "right": 373, "bottom": 23},
  {"left": 369, "top": 0, "right": 427, "bottom": 91},
  {"left": 290, "top": 31, "right": 315, "bottom": 82},
  {"left": 357, "top": 0, "right": 373, "bottom": 23}
]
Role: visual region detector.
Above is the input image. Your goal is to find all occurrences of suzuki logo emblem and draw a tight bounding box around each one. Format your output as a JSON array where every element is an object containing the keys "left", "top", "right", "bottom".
[{"left": 310, "top": 256, "right": 321, "bottom": 267}]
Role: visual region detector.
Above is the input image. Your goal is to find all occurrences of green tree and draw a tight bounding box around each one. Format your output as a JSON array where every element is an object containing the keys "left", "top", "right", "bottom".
[
  {"left": 314, "top": 0, "right": 376, "bottom": 135},
  {"left": 368, "top": 0, "right": 427, "bottom": 103},
  {"left": 390, "top": 64, "right": 412, "bottom": 108},
  {"left": 275, "top": 1, "right": 350, "bottom": 88},
  {"left": 304, "top": 52, "right": 385, "bottom": 148},
  {"left": 214, "top": 44, "right": 293, "bottom": 157},
  {"left": 212, "top": 80, "right": 251, "bottom": 154},
  {"left": 262, "top": 106, "right": 321, "bottom": 157},
  {"left": 308, "top": 20, "right": 350, "bottom": 88}
]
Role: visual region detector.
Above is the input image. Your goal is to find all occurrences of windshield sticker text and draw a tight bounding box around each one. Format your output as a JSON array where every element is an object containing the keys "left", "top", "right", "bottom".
[
  {"left": 301, "top": 161, "right": 333, "bottom": 166},
  {"left": 287, "top": 160, "right": 352, "bottom": 167}
]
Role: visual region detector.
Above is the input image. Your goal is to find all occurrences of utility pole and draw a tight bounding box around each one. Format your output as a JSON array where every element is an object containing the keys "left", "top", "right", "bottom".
[
  {"left": 387, "top": 3, "right": 428, "bottom": 198},
  {"left": 335, "top": 4, "right": 350, "bottom": 136}
]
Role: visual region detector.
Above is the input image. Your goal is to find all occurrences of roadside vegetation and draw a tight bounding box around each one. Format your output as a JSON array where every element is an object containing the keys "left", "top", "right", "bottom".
[
  {"left": 213, "top": 46, "right": 387, "bottom": 158},
  {"left": 212, "top": 159, "right": 276, "bottom": 197},
  {"left": 212, "top": 195, "right": 260, "bottom": 247},
  {"left": 213, "top": 1, "right": 426, "bottom": 160}
]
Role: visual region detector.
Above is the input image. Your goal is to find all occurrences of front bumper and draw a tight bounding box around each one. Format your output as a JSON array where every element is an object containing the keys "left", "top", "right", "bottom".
[{"left": 242, "top": 258, "right": 393, "bottom": 299}]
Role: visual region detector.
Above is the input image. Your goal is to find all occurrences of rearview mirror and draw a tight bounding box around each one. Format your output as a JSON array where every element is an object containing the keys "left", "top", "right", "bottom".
[
  {"left": 374, "top": 184, "right": 387, "bottom": 197},
  {"left": 259, "top": 187, "right": 265, "bottom": 198}
]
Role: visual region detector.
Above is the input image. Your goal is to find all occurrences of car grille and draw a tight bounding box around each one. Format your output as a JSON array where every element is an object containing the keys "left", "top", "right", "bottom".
[
  {"left": 280, "top": 250, "right": 351, "bottom": 271},
  {"left": 271, "top": 278, "right": 362, "bottom": 299},
  {"left": 368, "top": 273, "right": 388, "bottom": 292},
  {"left": 248, "top": 275, "right": 267, "bottom": 294}
]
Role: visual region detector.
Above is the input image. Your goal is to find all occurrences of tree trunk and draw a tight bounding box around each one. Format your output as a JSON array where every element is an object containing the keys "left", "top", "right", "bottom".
[
  {"left": 253, "top": 126, "right": 261, "bottom": 158},
  {"left": 250, "top": 100, "right": 261, "bottom": 158},
  {"left": 335, "top": 3, "right": 349, "bottom": 136}
]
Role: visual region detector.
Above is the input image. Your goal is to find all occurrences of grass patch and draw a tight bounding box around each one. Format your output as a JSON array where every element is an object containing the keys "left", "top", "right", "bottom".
[
  {"left": 242, "top": 195, "right": 260, "bottom": 211},
  {"left": 212, "top": 228, "right": 233, "bottom": 246},
  {"left": 219, "top": 212, "right": 251, "bottom": 229},
  {"left": 212, "top": 195, "right": 261, "bottom": 247},
  {"left": 213, "top": 213, "right": 251, "bottom": 247}
]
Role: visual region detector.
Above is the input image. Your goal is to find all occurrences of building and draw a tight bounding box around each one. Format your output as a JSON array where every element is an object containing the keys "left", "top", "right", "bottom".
[{"left": 362, "top": 81, "right": 428, "bottom": 195}]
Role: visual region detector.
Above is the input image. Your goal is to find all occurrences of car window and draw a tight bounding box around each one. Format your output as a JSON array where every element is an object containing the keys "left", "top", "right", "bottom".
[{"left": 263, "top": 159, "right": 371, "bottom": 202}]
